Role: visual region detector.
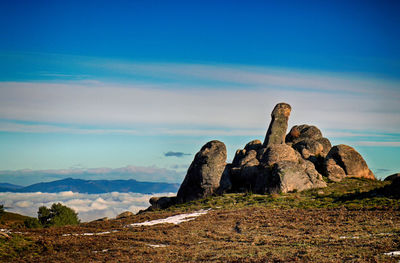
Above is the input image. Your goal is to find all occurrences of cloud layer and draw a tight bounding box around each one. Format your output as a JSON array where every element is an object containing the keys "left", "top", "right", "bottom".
[
  {"left": 1, "top": 62, "right": 399, "bottom": 137},
  {"left": 0, "top": 191, "right": 173, "bottom": 222}
]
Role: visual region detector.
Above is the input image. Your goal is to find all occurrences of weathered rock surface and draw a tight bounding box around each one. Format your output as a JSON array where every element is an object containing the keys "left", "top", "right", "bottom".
[
  {"left": 324, "top": 158, "right": 346, "bottom": 182},
  {"left": 244, "top": 139, "right": 263, "bottom": 151},
  {"left": 177, "top": 140, "right": 228, "bottom": 203},
  {"left": 263, "top": 103, "right": 291, "bottom": 147},
  {"left": 324, "top": 144, "right": 375, "bottom": 182},
  {"left": 268, "top": 160, "right": 327, "bottom": 193},
  {"left": 286, "top": 125, "right": 323, "bottom": 144},
  {"left": 286, "top": 125, "right": 331, "bottom": 157},
  {"left": 285, "top": 124, "right": 332, "bottom": 175},
  {"left": 260, "top": 144, "right": 299, "bottom": 166}
]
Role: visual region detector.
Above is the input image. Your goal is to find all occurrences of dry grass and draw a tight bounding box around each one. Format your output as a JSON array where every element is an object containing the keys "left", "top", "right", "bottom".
[{"left": 1, "top": 178, "right": 400, "bottom": 262}]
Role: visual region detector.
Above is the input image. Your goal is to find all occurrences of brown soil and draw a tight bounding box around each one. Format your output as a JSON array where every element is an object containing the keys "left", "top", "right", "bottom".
[{"left": 5, "top": 207, "right": 400, "bottom": 262}]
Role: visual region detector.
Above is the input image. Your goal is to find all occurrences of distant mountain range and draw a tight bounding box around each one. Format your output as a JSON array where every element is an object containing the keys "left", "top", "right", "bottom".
[{"left": 0, "top": 178, "right": 180, "bottom": 194}]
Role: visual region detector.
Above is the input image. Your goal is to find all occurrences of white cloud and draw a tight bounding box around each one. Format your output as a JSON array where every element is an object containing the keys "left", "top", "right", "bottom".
[
  {"left": 0, "top": 62, "right": 399, "bottom": 136},
  {"left": 0, "top": 191, "right": 173, "bottom": 222}
]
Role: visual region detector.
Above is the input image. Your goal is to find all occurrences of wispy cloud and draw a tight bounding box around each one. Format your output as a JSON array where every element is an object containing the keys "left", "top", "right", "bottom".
[
  {"left": 0, "top": 60, "right": 399, "bottom": 142},
  {"left": 164, "top": 151, "right": 191, "bottom": 158},
  {"left": 355, "top": 141, "right": 400, "bottom": 147}
]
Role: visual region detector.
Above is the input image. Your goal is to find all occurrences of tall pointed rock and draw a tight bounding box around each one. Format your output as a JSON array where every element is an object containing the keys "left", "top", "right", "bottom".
[{"left": 263, "top": 103, "right": 292, "bottom": 147}]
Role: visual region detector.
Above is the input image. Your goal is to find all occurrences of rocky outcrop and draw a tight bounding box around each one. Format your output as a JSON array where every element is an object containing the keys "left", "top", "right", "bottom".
[
  {"left": 324, "top": 144, "right": 375, "bottom": 182},
  {"left": 149, "top": 102, "right": 376, "bottom": 209},
  {"left": 176, "top": 140, "right": 228, "bottom": 203},
  {"left": 263, "top": 103, "right": 291, "bottom": 147}
]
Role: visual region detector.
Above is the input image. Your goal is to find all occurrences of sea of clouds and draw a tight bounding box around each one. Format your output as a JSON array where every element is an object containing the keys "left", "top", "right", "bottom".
[{"left": 0, "top": 191, "right": 174, "bottom": 222}]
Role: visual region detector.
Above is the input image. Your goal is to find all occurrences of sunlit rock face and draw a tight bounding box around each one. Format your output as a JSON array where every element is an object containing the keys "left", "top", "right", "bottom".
[
  {"left": 324, "top": 144, "right": 375, "bottom": 182},
  {"left": 263, "top": 102, "right": 292, "bottom": 147}
]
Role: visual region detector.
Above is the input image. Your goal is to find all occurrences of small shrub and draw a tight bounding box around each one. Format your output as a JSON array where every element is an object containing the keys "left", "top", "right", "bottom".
[{"left": 37, "top": 203, "right": 80, "bottom": 227}]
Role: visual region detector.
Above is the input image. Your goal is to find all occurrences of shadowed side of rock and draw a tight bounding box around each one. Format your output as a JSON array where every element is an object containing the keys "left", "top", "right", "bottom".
[{"left": 176, "top": 140, "right": 228, "bottom": 203}]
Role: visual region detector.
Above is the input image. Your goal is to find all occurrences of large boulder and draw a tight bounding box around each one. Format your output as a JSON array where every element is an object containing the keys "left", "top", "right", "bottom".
[
  {"left": 286, "top": 125, "right": 332, "bottom": 158},
  {"left": 267, "top": 160, "right": 327, "bottom": 193},
  {"left": 260, "top": 144, "right": 299, "bottom": 166},
  {"left": 286, "top": 125, "right": 323, "bottom": 144},
  {"left": 263, "top": 103, "right": 292, "bottom": 147},
  {"left": 324, "top": 144, "right": 375, "bottom": 182},
  {"left": 177, "top": 140, "right": 228, "bottom": 203}
]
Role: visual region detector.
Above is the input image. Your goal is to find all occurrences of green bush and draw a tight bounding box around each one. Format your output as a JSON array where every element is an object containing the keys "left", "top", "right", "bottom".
[
  {"left": 23, "top": 217, "right": 42, "bottom": 229},
  {"left": 37, "top": 203, "right": 80, "bottom": 227}
]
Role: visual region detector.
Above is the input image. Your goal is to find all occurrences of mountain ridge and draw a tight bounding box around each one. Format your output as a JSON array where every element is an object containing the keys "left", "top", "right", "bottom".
[{"left": 0, "top": 178, "right": 179, "bottom": 194}]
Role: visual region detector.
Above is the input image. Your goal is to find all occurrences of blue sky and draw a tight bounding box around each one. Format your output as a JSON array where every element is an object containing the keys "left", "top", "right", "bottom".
[{"left": 0, "top": 0, "right": 399, "bottom": 184}]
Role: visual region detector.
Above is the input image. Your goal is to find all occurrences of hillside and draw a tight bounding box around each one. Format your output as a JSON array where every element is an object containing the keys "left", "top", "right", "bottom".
[{"left": 1, "top": 178, "right": 400, "bottom": 262}]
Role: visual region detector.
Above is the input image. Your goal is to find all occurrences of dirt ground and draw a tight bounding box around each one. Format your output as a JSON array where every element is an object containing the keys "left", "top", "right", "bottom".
[{"left": 5, "top": 207, "right": 400, "bottom": 262}]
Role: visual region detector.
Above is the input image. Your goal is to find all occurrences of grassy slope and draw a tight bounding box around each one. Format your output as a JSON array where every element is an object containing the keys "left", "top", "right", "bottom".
[
  {"left": 1, "top": 178, "right": 400, "bottom": 262},
  {"left": 0, "top": 211, "right": 31, "bottom": 228}
]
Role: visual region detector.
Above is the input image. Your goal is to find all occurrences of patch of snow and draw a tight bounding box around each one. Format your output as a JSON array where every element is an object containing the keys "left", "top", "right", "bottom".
[
  {"left": 62, "top": 230, "right": 119, "bottom": 237},
  {"left": 147, "top": 244, "right": 168, "bottom": 248},
  {"left": 376, "top": 232, "right": 394, "bottom": 236},
  {"left": 384, "top": 251, "right": 400, "bottom": 257},
  {"left": 339, "top": 236, "right": 360, "bottom": 239},
  {"left": 96, "top": 231, "right": 111, "bottom": 235},
  {"left": 127, "top": 209, "right": 210, "bottom": 227},
  {"left": 93, "top": 249, "right": 109, "bottom": 253}
]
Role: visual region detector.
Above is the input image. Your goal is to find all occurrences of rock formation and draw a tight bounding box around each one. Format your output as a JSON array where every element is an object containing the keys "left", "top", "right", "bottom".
[
  {"left": 176, "top": 140, "right": 228, "bottom": 203},
  {"left": 149, "top": 102, "right": 376, "bottom": 209},
  {"left": 263, "top": 103, "right": 291, "bottom": 147},
  {"left": 324, "top": 144, "right": 375, "bottom": 182}
]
